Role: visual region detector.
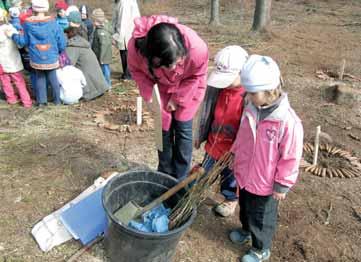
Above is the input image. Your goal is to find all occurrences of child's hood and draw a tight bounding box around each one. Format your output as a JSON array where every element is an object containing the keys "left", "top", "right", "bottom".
[
  {"left": 247, "top": 92, "right": 291, "bottom": 122},
  {"left": 132, "top": 15, "right": 178, "bottom": 39},
  {"left": 25, "top": 15, "right": 55, "bottom": 25},
  {"left": 67, "top": 35, "right": 90, "bottom": 48},
  {"left": 95, "top": 20, "right": 112, "bottom": 34},
  {"left": 24, "top": 16, "right": 57, "bottom": 40}
]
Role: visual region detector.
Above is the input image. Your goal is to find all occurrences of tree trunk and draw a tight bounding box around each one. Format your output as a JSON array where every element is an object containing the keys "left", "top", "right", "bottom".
[
  {"left": 239, "top": 0, "right": 244, "bottom": 23},
  {"left": 209, "top": 0, "right": 221, "bottom": 25},
  {"left": 252, "top": 0, "right": 272, "bottom": 31}
]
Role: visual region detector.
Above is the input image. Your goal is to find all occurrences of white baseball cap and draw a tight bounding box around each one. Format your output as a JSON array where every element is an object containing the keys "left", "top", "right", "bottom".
[
  {"left": 241, "top": 55, "right": 280, "bottom": 93},
  {"left": 207, "top": 45, "right": 249, "bottom": 89}
]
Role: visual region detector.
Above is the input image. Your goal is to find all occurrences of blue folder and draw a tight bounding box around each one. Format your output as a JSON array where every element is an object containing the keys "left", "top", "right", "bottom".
[{"left": 60, "top": 188, "right": 108, "bottom": 245}]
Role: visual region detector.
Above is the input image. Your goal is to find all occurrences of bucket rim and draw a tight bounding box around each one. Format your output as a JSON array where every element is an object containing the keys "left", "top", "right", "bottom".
[{"left": 102, "top": 170, "right": 197, "bottom": 238}]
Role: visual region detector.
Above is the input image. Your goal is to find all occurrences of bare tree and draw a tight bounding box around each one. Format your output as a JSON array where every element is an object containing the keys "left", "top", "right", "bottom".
[
  {"left": 209, "top": 0, "right": 221, "bottom": 25},
  {"left": 252, "top": 0, "right": 272, "bottom": 31},
  {"left": 239, "top": 0, "right": 244, "bottom": 22}
]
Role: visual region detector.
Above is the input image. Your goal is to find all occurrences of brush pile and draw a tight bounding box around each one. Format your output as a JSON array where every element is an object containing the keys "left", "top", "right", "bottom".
[
  {"left": 169, "top": 152, "right": 233, "bottom": 229},
  {"left": 303, "top": 143, "right": 361, "bottom": 178}
]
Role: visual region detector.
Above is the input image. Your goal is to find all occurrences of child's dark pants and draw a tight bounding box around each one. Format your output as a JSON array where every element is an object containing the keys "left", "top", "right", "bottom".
[
  {"left": 120, "top": 50, "right": 131, "bottom": 79},
  {"left": 239, "top": 188, "right": 279, "bottom": 250}
]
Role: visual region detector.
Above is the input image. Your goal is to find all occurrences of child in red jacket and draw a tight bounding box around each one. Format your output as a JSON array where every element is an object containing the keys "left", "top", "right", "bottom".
[{"left": 195, "top": 45, "right": 248, "bottom": 217}]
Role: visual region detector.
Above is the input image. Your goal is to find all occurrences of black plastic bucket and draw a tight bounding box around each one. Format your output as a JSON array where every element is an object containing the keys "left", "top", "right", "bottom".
[{"left": 102, "top": 170, "right": 196, "bottom": 262}]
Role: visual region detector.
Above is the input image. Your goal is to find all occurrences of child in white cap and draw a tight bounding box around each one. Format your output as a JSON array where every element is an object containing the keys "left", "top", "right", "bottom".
[
  {"left": 195, "top": 45, "right": 248, "bottom": 217},
  {"left": 229, "top": 55, "right": 304, "bottom": 262},
  {"left": 0, "top": 9, "right": 32, "bottom": 107}
]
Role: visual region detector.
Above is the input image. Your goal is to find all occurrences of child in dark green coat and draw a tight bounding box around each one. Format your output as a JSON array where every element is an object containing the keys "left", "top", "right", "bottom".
[{"left": 91, "top": 8, "right": 112, "bottom": 88}]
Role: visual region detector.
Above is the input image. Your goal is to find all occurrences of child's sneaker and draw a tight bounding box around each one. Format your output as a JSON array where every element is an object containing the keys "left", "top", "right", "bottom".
[
  {"left": 241, "top": 248, "right": 270, "bottom": 262},
  {"left": 8, "top": 99, "right": 19, "bottom": 105},
  {"left": 214, "top": 200, "right": 237, "bottom": 217},
  {"left": 229, "top": 229, "right": 251, "bottom": 245}
]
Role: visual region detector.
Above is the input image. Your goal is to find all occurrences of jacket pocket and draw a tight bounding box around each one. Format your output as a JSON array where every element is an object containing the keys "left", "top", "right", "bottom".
[
  {"left": 35, "top": 44, "right": 51, "bottom": 52},
  {"left": 192, "top": 86, "right": 206, "bottom": 102}
]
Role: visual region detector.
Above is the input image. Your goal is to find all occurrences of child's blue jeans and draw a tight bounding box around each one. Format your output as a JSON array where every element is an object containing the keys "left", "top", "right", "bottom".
[
  {"left": 101, "top": 64, "right": 111, "bottom": 87},
  {"left": 202, "top": 153, "right": 238, "bottom": 201},
  {"left": 35, "top": 69, "right": 60, "bottom": 105}
]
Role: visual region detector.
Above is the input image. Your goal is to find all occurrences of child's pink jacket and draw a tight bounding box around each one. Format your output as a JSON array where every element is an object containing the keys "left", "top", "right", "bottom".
[
  {"left": 128, "top": 15, "right": 209, "bottom": 131},
  {"left": 231, "top": 94, "right": 304, "bottom": 196}
]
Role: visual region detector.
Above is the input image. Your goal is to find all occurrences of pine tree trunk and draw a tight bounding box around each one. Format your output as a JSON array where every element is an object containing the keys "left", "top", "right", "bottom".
[
  {"left": 210, "top": 0, "right": 221, "bottom": 25},
  {"left": 252, "top": 0, "right": 272, "bottom": 31},
  {"left": 239, "top": 0, "right": 244, "bottom": 22}
]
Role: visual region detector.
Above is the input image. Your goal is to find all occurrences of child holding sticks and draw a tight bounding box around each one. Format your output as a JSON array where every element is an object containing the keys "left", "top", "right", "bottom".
[
  {"left": 229, "top": 55, "right": 303, "bottom": 262},
  {"left": 195, "top": 45, "right": 248, "bottom": 217}
]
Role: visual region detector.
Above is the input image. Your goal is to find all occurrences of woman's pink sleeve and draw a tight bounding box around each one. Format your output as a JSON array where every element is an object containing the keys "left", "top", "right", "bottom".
[{"left": 127, "top": 38, "right": 155, "bottom": 102}]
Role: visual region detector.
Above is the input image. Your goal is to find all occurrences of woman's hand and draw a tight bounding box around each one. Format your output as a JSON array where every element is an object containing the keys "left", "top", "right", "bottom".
[
  {"left": 272, "top": 191, "right": 286, "bottom": 201},
  {"left": 194, "top": 139, "right": 200, "bottom": 149},
  {"left": 166, "top": 99, "right": 177, "bottom": 112}
]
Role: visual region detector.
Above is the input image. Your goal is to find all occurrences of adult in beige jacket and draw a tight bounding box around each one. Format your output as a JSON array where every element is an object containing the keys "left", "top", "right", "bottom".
[{"left": 112, "top": 0, "right": 140, "bottom": 80}]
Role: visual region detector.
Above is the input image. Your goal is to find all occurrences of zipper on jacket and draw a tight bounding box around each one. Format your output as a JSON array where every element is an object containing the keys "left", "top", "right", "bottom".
[
  {"left": 256, "top": 106, "right": 260, "bottom": 128},
  {"left": 246, "top": 110, "right": 259, "bottom": 189}
]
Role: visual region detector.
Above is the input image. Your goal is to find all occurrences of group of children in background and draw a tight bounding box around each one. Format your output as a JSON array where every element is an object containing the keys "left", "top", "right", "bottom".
[
  {"left": 0, "top": 0, "right": 118, "bottom": 108},
  {"left": 197, "top": 46, "right": 303, "bottom": 262}
]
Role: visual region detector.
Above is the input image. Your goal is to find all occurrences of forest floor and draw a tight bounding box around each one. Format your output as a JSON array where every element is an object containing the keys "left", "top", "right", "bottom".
[{"left": 1, "top": 0, "right": 361, "bottom": 261}]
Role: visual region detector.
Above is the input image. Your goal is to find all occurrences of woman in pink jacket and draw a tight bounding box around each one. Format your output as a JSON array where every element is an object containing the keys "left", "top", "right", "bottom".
[
  {"left": 229, "top": 55, "right": 304, "bottom": 262},
  {"left": 128, "top": 15, "right": 208, "bottom": 180}
]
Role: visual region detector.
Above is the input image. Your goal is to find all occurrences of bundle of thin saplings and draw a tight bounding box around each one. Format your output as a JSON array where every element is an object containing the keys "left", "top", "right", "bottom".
[
  {"left": 303, "top": 142, "right": 361, "bottom": 178},
  {"left": 169, "top": 152, "right": 233, "bottom": 229}
]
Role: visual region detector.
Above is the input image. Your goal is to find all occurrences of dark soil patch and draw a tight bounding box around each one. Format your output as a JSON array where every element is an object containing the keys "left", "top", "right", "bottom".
[{"left": 104, "top": 104, "right": 137, "bottom": 126}]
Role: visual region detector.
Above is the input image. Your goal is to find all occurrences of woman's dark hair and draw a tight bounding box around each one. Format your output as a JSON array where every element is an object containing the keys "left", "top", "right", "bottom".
[{"left": 135, "top": 23, "right": 188, "bottom": 78}]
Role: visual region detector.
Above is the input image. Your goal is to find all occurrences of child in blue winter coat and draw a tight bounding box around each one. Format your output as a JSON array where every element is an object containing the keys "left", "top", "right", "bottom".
[
  {"left": 8, "top": 0, "right": 66, "bottom": 106},
  {"left": 55, "top": 0, "right": 68, "bottom": 31}
]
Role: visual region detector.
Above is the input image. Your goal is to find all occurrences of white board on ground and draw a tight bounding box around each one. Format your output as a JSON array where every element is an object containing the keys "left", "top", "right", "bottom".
[
  {"left": 136, "top": 96, "right": 142, "bottom": 126},
  {"left": 151, "top": 84, "right": 163, "bottom": 152}
]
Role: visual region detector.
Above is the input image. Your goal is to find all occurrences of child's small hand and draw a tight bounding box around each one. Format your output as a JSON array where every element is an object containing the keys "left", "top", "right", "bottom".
[
  {"left": 272, "top": 191, "right": 286, "bottom": 201},
  {"left": 5, "top": 29, "right": 14, "bottom": 38}
]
